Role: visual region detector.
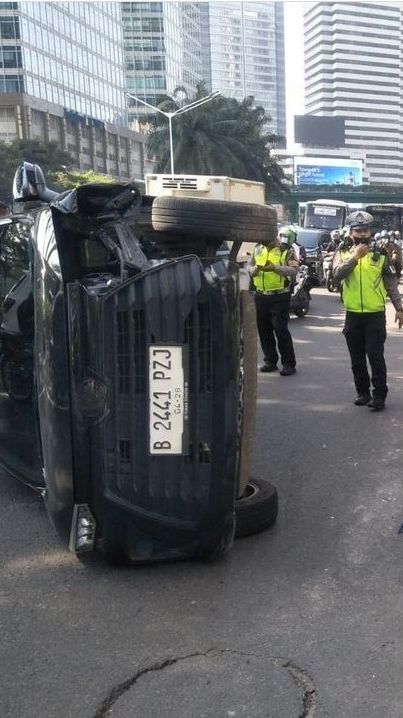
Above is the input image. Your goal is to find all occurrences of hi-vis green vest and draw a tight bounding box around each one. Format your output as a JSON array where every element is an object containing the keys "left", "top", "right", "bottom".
[
  {"left": 252, "top": 245, "right": 289, "bottom": 292},
  {"left": 340, "top": 248, "right": 387, "bottom": 313}
]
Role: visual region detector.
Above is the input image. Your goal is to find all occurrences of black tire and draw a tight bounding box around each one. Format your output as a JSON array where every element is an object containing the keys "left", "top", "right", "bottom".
[
  {"left": 152, "top": 196, "right": 277, "bottom": 243},
  {"left": 235, "top": 478, "right": 278, "bottom": 538},
  {"left": 294, "top": 307, "right": 308, "bottom": 318},
  {"left": 326, "top": 277, "right": 334, "bottom": 292},
  {"left": 134, "top": 195, "right": 216, "bottom": 258}
]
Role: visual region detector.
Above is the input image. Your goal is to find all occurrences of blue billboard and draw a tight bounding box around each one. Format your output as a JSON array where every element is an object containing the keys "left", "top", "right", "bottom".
[{"left": 294, "top": 158, "right": 362, "bottom": 186}]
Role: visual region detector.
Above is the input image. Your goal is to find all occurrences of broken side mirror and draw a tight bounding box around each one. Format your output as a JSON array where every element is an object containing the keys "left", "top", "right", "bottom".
[{"left": 12, "top": 162, "right": 59, "bottom": 203}]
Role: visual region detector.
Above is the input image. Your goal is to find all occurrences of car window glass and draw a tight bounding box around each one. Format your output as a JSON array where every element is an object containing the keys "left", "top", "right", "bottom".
[{"left": 0, "top": 220, "right": 30, "bottom": 299}]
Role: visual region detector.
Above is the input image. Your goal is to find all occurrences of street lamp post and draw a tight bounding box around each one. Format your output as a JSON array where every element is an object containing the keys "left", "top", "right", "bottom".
[{"left": 126, "top": 90, "right": 221, "bottom": 175}]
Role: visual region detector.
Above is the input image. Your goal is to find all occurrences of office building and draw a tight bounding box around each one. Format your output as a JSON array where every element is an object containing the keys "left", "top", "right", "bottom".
[
  {"left": 304, "top": 2, "right": 403, "bottom": 184},
  {"left": 0, "top": 2, "right": 147, "bottom": 179},
  {"left": 0, "top": 2, "right": 126, "bottom": 123},
  {"left": 123, "top": 2, "right": 203, "bottom": 124},
  {"left": 202, "top": 2, "right": 286, "bottom": 141}
]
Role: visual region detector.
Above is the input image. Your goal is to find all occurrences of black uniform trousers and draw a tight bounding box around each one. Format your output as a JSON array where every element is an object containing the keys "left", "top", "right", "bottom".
[
  {"left": 343, "top": 310, "right": 387, "bottom": 400},
  {"left": 254, "top": 291, "right": 296, "bottom": 368}
]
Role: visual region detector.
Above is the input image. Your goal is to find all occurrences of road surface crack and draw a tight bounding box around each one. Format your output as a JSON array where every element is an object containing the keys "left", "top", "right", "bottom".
[
  {"left": 281, "top": 660, "right": 317, "bottom": 717},
  {"left": 93, "top": 650, "right": 213, "bottom": 718},
  {"left": 93, "top": 649, "right": 317, "bottom": 717}
]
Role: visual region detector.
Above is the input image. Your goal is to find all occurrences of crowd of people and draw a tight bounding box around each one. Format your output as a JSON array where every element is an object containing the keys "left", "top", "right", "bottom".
[{"left": 248, "top": 210, "right": 403, "bottom": 412}]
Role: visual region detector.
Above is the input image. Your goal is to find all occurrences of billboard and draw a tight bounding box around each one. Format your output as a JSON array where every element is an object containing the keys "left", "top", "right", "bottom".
[
  {"left": 294, "top": 115, "right": 345, "bottom": 147},
  {"left": 294, "top": 157, "right": 362, "bottom": 186}
]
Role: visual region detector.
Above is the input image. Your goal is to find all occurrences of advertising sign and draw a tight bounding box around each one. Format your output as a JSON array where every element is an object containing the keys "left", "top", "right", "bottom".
[{"left": 294, "top": 157, "right": 362, "bottom": 186}]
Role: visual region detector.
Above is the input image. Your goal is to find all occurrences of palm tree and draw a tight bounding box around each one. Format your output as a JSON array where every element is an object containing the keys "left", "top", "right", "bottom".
[{"left": 142, "top": 83, "right": 290, "bottom": 202}]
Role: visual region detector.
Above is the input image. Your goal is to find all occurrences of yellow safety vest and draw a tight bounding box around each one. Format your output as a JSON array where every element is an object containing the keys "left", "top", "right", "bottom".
[
  {"left": 340, "top": 249, "right": 387, "bottom": 313},
  {"left": 252, "top": 245, "right": 289, "bottom": 293}
]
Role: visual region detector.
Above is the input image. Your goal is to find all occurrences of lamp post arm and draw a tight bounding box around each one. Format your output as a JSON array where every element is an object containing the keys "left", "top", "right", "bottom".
[
  {"left": 172, "top": 92, "right": 221, "bottom": 117},
  {"left": 126, "top": 93, "right": 170, "bottom": 117},
  {"left": 127, "top": 91, "right": 221, "bottom": 177}
]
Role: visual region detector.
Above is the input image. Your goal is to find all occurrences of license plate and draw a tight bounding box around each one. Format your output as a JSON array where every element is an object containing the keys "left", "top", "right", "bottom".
[{"left": 149, "top": 345, "right": 188, "bottom": 455}]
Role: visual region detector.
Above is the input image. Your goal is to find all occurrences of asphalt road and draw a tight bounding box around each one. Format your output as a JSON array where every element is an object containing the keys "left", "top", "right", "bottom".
[{"left": 1, "top": 287, "right": 403, "bottom": 718}]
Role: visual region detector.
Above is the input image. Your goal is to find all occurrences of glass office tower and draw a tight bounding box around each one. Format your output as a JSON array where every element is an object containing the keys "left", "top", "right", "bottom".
[
  {"left": 201, "top": 1, "right": 286, "bottom": 141},
  {"left": 0, "top": 2, "right": 126, "bottom": 123},
  {"left": 122, "top": 1, "right": 203, "bottom": 123},
  {"left": 304, "top": 2, "right": 403, "bottom": 184}
]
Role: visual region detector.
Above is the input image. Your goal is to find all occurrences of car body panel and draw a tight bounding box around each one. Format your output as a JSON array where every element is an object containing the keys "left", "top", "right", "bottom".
[{"left": 0, "top": 178, "right": 246, "bottom": 561}]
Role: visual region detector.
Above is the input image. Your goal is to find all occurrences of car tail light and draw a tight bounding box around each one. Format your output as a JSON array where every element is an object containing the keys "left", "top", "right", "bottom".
[{"left": 69, "top": 504, "right": 96, "bottom": 553}]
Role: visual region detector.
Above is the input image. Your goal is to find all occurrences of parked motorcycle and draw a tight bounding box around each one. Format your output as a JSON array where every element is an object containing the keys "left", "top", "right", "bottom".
[
  {"left": 291, "top": 264, "right": 311, "bottom": 318},
  {"left": 322, "top": 251, "right": 336, "bottom": 292}
]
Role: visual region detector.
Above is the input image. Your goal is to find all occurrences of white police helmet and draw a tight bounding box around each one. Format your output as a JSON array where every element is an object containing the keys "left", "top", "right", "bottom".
[{"left": 346, "top": 210, "right": 373, "bottom": 229}]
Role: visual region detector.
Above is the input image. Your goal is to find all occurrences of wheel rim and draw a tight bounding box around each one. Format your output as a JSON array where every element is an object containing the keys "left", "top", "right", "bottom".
[{"left": 241, "top": 480, "right": 259, "bottom": 500}]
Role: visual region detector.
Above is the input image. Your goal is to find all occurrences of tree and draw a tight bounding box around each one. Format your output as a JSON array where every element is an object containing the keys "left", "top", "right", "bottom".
[
  {"left": 49, "top": 168, "right": 115, "bottom": 192},
  {"left": 143, "top": 82, "right": 290, "bottom": 202},
  {"left": 0, "top": 139, "right": 74, "bottom": 202},
  {"left": 0, "top": 140, "right": 116, "bottom": 202}
]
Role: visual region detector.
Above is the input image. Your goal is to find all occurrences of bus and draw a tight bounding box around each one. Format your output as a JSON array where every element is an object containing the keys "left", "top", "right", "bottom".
[
  {"left": 363, "top": 204, "right": 403, "bottom": 234},
  {"left": 302, "top": 199, "right": 349, "bottom": 231}
]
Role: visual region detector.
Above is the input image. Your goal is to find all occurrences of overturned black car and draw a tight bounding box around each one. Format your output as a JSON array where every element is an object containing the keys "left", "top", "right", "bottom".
[{"left": 0, "top": 163, "right": 278, "bottom": 564}]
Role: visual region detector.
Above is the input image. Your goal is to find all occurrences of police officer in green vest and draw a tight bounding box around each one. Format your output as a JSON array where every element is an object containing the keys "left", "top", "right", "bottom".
[
  {"left": 248, "top": 227, "right": 298, "bottom": 375},
  {"left": 333, "top": 210, "right": 403, "bottom": 411}
]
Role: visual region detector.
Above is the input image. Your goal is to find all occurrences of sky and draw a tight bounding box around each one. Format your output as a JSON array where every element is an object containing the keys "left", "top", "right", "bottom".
[{"left": 284, "top": 1, "right": 305, "bottom": 148}]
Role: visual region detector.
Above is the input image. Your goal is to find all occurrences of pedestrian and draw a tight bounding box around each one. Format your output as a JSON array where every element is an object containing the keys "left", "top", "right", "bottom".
[
  {"left": 248, "top": 228, "right": 298, "bottom": 376},
  {"left": 333, "top": 210, "right": 403, "bottom": 411}
]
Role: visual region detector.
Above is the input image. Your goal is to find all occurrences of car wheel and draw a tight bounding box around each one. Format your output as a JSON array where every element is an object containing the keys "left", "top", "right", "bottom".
[
  {"left": 235, "top": 478, "right": 278, "bottom": 538},
  {"left": 151, "top": 196, "right": 278, "bottom": 243}
]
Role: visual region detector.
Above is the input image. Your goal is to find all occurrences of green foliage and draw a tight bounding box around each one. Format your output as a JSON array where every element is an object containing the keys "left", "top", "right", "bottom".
[
  {"left": 49, "top": 169, "right": 114, "bottom": 191},
  {"left": 0, "top": 139, "right": 74, "bottom": 201},
  {"left": 142, "top": 82, "right": 290, "bottom": 202}
]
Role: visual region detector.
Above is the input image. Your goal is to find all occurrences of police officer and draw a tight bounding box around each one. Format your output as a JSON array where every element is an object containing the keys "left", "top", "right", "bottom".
[
  {"left": 248, "top": 228, "right": 298, "bottom": 375},
  {"left": 333, "top": 210, "right": 403, "bottom": 411}
]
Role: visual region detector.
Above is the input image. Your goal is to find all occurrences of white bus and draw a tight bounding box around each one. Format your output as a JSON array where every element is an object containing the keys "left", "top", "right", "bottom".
[{"left": 302, "top": 199, "right": 349, "bottom": 231}]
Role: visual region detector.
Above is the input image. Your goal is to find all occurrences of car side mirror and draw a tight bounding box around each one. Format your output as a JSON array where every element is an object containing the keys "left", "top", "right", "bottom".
[{"left": 12, "top": 162, "right": 58, "bottom": 203}]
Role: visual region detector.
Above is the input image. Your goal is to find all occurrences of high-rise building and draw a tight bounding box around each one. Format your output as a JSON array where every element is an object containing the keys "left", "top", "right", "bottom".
[
  {"left": 304, "top": 1, "right": 403, "bottom": 184},
  {"left": 123, "top": 1, "right": 203, "bottom": 123},
  {"left": 0, "top": 2, "right": 126, "bottom": 122},
  {"left": 0, "top": 2, "right": 146, "bottom": 179},
  {"left": 201, "top": 1, "right": 286, "bottom": 141}
]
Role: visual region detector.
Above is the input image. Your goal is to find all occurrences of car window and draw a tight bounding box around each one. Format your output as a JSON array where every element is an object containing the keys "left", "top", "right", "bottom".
[
  {"left": 0, "top": 220, "right": 30, "bottom": 299},
  {"left": 296, "top": 231, "right": 320, "bottom": 249}
]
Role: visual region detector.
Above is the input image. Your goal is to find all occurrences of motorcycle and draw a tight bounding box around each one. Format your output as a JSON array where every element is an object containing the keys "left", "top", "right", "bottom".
[
  {"left": 322, "top": 251, "right": 336, "bottom": 292},
  {"left": 291, "top": 264, "right": 311, "bottom": 318}
]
